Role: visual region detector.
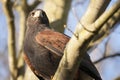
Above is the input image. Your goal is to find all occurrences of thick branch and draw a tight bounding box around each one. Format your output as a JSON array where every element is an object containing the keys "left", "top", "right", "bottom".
[
  {"left": 16, "top": 0, "right": 42, "bottom": 56},
  {"left": 52, "top": 1, "right": 120, "bottom": 80},
  {"left": 80, "top": 0, "right": 110, "bottom": 25},
  {"left": 2, "top": 0, "right": 17, "bottom": 80},
  {"left": 93, "top": 3, "right": 120, "bottom": 31},
  {"left": 44, "top": 0, "right": 72, "bottom": 33},
  {"left": 88, "top": 9, "right": 120, "bottom": 49},
  {"left": 94, "top": 53, "right": 120, "bottom": 64},
  {"left": 28, "top": 0, "right": 41, "bottom": 12},
  {"left": 116, "top": 77, "right": 120, "bottom": 80},
  {"left": 15, "top": 1, "right": 27, "bottom": 79},
  {"left": 15, "top": 0, "right": 28, "bottom": 54}
]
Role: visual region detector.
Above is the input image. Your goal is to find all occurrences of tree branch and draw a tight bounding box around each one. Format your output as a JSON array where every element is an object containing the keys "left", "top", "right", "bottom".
[
  {"left": 80, "top": 1, "right": 120, "bottom": 34},
  {"left": 2, "top": 0, "right": 17, "bottom": 80},
  {"left": 28, "top": 0, "right": 42, "bottom": 12},
  {"left": 94, "top": 53, "right": 120, "bottom": 64},
  {"left": 16, "top": 0, "right": 42, "bottom": 56},
  {"left": 92, "top": 2, "right": 120, "bottom": 32},
  {"left": 52, "top": 1, "right": 120, "bottom": 80},
  {"left": 15, "top": 1, "right": 28, "bottom": 79},
  {"left": 88, "top": 9, "right": 120, "bottom": 49},
  {"left": 80, "top": 0, "right": 110, "bottom": 25},
  {"left": 87, "top": 2, "right": 120, "bottom": 51},
  {"left": 115, "top": 77, "right": 120, "bottom": 80},
  {"left": 44, "top": 0, "right": 72, "bottom": 33}
]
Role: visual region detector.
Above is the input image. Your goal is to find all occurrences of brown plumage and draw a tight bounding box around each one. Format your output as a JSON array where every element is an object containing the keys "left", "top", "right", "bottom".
[{"left": 24, "top": 9, "right": 102, "bottom": 80}]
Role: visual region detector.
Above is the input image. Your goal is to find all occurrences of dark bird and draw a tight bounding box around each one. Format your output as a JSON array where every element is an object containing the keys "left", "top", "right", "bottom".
[{"left": 24, "top": 9, "right": 102, "bottom": 80}]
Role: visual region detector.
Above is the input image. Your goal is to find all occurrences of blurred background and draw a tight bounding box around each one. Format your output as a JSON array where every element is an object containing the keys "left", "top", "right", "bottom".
[{"left": 0, "top": 0, "right": 120, "bottom": 80}]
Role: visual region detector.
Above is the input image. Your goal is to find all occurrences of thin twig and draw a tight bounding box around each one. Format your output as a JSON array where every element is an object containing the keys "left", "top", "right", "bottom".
[{"left": 94, "top": 53, "right": 120, "bottom": 64}]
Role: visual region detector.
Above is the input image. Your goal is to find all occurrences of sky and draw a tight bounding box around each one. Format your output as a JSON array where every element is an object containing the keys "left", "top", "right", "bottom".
[
  {"left": 0, "top": 0, "right": 120, "bottom": 80},
  {"left": 0, "top": 3, "right": 8, "bottom": 53}
]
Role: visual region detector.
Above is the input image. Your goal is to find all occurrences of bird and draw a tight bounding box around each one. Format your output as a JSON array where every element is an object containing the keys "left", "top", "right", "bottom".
[{"left": 23, "top": 9, "right": 102, "bottom": 80}]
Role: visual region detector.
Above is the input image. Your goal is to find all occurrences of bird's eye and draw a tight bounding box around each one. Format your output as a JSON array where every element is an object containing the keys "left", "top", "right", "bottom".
[{"left": 31, "top": 12, "right": 35, "bottom": 16}]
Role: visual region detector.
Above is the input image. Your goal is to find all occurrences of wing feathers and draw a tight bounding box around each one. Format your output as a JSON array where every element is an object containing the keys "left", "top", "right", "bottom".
[{"left": 35, "top": 29, "right": 69, "bottom": 57}]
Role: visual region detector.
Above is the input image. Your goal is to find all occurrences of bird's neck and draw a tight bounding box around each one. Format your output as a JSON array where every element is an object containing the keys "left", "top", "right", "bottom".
[{"left": 25, "top": 24, "right": 50, "bottom": 40}]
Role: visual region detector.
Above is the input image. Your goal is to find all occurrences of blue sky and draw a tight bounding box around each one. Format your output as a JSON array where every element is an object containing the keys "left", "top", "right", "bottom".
[{"left": 0, "top": 3, "right": 8, "bottom": 53}]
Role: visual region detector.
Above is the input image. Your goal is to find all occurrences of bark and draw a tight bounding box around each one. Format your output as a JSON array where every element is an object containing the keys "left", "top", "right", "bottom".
[
  {"left": 52, "top": 0, "right": 120, "bottom": 80},
  {"left": 2, "top": 0, "right": 17, "bottom": 80},
  {"left": 116, "top": 77, "right": 120, "bottom": 80},
  {"left": 1, "top": 0, "right": 41, "bottom": 80},
  {"left": 89, "top": 9, "right": 120, "bottom": 49},
  {"left": 44, "top": 0, "right": 72, "bottom": 33},
  {"left": 16, "top": 2, "right": 28, "bottom": 79},
  {"left": 24, "top": 66, "right": 39, "bottom": 80},
  {"left": 80, "top": 0, "right": 110, "bottom": 25}
]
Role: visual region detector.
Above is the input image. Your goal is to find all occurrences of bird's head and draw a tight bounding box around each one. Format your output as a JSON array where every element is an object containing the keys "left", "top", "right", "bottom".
[{"left": 27, "top": 9, "right": 50, "bottom": 28}]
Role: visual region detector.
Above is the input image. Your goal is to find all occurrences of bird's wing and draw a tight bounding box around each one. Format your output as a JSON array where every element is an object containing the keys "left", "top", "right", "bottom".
[
  {"left": 35, "top": 29, "right": 102, "bottom": 80},
  {"left": 35, "top": 29, "right": 70, "bottom": 57},
  {"left": 80, "top": 54, "right": 102, "bottom": 80}
]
